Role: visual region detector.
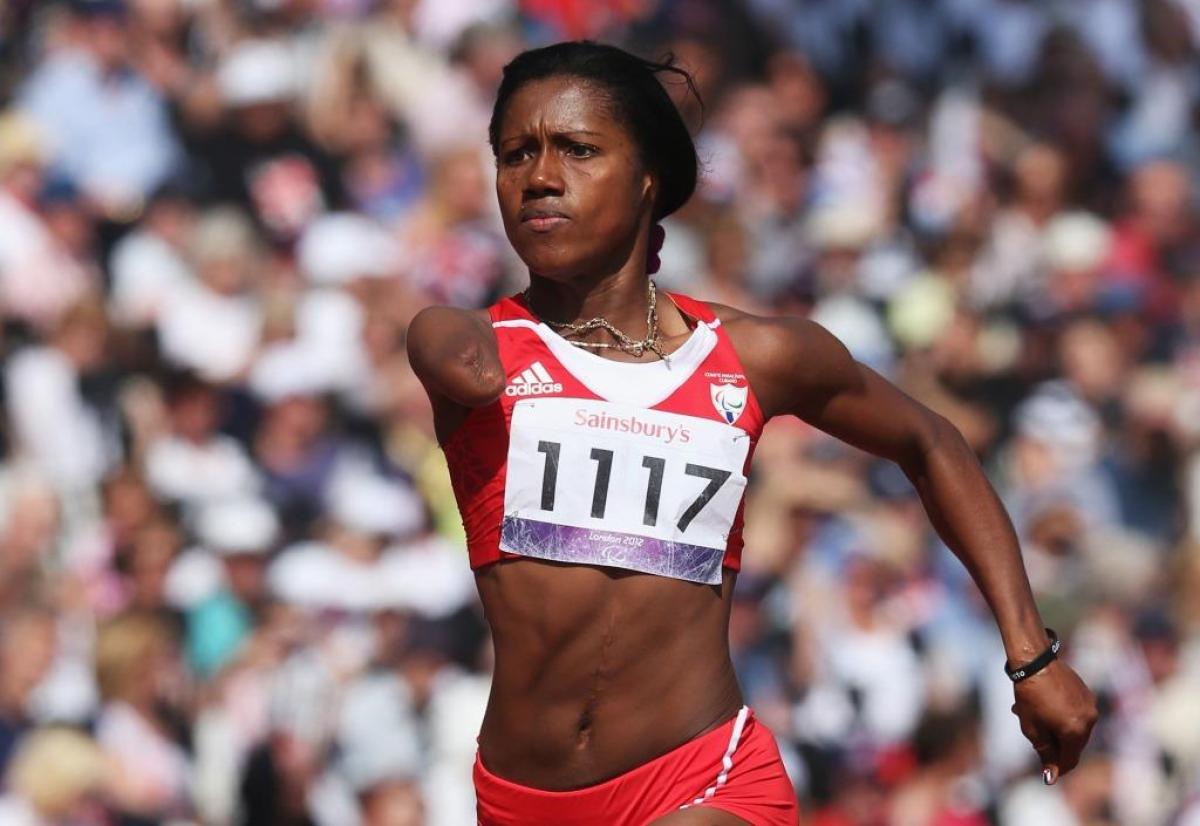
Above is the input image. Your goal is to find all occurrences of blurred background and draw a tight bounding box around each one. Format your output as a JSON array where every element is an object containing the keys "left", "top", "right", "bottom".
[{"left": 0, "top": 0, "right": 1199, "bottom": 824}]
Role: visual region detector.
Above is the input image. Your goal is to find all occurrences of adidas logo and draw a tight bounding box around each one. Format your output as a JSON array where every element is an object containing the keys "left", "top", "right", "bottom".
[{"left": 506, "top": 361, "right": 563, "bottom": 396}]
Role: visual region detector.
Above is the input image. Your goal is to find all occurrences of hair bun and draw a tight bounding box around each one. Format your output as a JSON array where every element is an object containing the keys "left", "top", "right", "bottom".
[{"left": 647, "top": 223, "right": 665, "bottom": 275}]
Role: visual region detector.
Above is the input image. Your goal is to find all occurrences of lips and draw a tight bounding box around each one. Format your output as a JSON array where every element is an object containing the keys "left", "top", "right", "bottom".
[{"left": 520, "top": 206, "right": 570, "bottom": 232}]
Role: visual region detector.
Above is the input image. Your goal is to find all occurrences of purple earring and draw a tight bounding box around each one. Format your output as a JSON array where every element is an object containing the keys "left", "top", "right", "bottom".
[{"left": 647, "top": 223, "right": 665, "bottom": 275}]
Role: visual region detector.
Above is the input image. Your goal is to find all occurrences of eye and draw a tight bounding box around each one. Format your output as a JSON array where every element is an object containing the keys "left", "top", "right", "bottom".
[
  {"left": 502, "top": 147, "right": 532, "bottom": 166},
  {"left": 566, "top": 143, "right": 598, "bottom": 159}
]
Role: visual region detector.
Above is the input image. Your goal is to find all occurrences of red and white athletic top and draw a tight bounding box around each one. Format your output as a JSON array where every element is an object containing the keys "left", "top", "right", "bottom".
[{"left": 442, "top": 292, "right": 765, "bottom": 585}]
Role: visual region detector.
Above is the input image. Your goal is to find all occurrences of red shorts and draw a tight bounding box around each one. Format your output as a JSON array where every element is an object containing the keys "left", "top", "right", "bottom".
[{"left": 474, "top": 706, "right": 799, "bottom": 825}]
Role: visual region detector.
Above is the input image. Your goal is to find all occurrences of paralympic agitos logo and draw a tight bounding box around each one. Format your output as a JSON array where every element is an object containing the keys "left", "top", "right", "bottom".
[{"left": 710, "top": 382, "right": 748, "bottom": 425}]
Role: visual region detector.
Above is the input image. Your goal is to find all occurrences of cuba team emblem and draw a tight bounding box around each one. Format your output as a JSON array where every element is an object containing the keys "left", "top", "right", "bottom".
[{"left": 710, "top": 382, "right": 748, "bottom": 425}]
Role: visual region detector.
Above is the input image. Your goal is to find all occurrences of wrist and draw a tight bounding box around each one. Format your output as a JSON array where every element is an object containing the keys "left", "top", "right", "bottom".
[
  {"left": 1005, "top": 627, "right": 1060, "bottom": 683},
  {"left": 1001, "top": 612, "right": 1052, "bottom": 663}
]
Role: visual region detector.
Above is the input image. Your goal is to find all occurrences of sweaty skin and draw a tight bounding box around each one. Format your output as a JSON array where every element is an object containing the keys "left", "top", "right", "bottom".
[{"left": 407, "top": 74, "right": 1097, "bottom": 816}]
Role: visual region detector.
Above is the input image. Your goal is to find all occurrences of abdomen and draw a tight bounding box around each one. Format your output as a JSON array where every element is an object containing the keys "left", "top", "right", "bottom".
[{"left": 474, "top": 558, "right": 744, "bottom": 790}]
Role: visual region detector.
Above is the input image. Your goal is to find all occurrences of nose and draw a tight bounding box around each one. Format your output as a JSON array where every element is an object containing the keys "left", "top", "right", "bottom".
[{"left": 524, "top": 146, "right": 564, "bottom": 199}]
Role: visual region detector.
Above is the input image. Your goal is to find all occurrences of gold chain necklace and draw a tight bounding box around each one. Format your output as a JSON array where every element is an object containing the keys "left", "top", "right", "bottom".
[{"left": 524, "top": 280, "right": 668, "bottom": 361}]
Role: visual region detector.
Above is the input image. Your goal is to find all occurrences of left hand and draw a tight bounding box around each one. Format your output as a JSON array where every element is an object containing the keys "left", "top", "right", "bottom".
[{"left": 1011, "top": 659, "right": 1099, "bottom": 784}]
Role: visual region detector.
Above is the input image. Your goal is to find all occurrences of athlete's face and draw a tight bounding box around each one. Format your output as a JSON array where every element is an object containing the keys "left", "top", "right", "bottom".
[{"left": 495, "top": 76, "right": 656, "bottom": 282}]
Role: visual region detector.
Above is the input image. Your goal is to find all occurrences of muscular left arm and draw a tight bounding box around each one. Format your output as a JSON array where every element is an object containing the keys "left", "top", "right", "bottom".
[{"left": 732, "top": 313, "right": 1098, "bottom": 782}]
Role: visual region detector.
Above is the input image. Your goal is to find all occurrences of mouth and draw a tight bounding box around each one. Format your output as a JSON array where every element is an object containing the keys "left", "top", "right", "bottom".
[{"left": 520, "top": 207, "right": 570, "bottom": 233}]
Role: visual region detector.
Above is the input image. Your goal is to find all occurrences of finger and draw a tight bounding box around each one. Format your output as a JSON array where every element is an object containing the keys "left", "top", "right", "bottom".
[
  {"left": 1014, "top": 708, "right": 1065, "bottom": 783},
  {"left": 1018, "top": 715, "right": 1045, "bottom": 746},
  {"left": 1053, "top": 724, "right": 1090, "bottom": 776},
  {"left": 1029, "top": 731, "right": 1060, "bottom": 784},
  {"left": 1032, "top": 738, "right": 1056, "bottom": 767}
]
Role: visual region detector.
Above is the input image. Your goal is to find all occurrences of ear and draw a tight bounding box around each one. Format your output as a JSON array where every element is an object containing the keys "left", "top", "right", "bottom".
[{"left": 641, "top": 170, "right": 658, "bottom": 213}]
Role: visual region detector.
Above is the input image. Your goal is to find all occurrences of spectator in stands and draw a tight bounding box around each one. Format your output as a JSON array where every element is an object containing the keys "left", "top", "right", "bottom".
[
  {"left": 0, "top": 727, "right": 109, "bottom": 826},
  {"left": 17, "top": 0, "right": 180, "bottom": 220},
  {"left": 93, "top": 611, "right": 191, "bottom": 822}
]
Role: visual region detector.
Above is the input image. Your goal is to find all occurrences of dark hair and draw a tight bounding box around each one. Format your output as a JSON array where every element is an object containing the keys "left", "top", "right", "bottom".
[{"left": 488, "top": 41, "right": 700, "bottom": 221}]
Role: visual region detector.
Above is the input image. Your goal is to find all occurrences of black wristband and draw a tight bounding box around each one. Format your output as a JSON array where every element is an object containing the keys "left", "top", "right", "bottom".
[{"left": 1005, "top": 628, "right": 1060, "bottom": 683}]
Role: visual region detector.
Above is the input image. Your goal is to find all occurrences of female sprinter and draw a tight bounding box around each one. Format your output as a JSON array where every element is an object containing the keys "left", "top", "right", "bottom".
[{"left": 406, "top": 42, "right": 1097, "bottom": 826}]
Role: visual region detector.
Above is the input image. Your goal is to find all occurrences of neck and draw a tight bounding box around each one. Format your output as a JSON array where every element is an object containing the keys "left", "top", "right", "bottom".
[
  {"left": 525, "top": 267, "right": 652, "bottom": 337},
  {"left": 54, "top": 339, "right": 86, "bottom": 370},
  {"left": 0, "top": 678, "right": 25, "bottom": 718}
]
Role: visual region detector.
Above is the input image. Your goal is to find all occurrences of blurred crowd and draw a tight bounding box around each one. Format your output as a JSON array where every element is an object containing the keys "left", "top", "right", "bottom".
[{"left": 0, "top": 0, "right": 1199, "bottom": 824}]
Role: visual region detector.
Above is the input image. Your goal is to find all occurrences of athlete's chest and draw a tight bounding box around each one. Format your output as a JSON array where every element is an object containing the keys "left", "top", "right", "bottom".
[{"left": 488, "top": 321, "right": 760, "bottom": 585}]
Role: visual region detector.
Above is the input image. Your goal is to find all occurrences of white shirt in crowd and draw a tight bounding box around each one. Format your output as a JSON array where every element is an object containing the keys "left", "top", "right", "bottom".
[
  {"left": 0, "top": 796, "right": 47, "bottom": 826},
  {"left": 108, "top": 228, "right": 193, "bottom": 328},
  {"left": 423, "top": 672, "right": 490, "bottom": 826},
  {"left": 144, "top": 434, "right": 259, "bottom": 508},
  {"left": 999, "top": 778, "right": 1080, "bottom": 826},
  {"left": 0, "top": 189, "right": 90, "bottom": 330},
  {"left": 156, "top": 281, "right": 262, "bottom": 382},
  {"left": 794, "top": 621, "right": 925, "bottom": 746},
  {"left": 268, "top": 536, "right": 473, "bottom": 616},
  {"left": 5, "top": 346, "right": 109, "bottom": 491},
  {"left": 95, "top": 701, "right": 192, "bottom": 817}
]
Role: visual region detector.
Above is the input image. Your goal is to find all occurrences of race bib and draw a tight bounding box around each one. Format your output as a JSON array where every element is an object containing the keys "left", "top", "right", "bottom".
[{"left": 500, "top": 397, "right": 751, "bottom": 584}]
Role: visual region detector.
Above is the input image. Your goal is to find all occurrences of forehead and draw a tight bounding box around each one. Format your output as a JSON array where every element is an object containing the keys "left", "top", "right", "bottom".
[{"left": 498, "top": 76, "right": 625, "bottom": 139}]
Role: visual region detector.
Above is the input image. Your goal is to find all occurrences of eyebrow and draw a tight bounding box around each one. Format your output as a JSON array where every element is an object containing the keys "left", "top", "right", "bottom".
[{"left": 499, "top": 129, "right": 605, "bottom": 145}]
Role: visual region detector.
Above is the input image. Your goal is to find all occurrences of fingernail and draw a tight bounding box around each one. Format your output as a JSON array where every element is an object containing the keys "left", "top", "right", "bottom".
[{"left": 1043, "top": 769, "right": 1053, "bottom": 785}]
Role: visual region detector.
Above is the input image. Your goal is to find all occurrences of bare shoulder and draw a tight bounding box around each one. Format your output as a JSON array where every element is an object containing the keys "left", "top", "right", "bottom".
[
  {"left": 701, "top": 301, "right": 860, "bottom": 420},
  {"left": 704, "top": 301, "right": 808, "bottom": 353}
]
